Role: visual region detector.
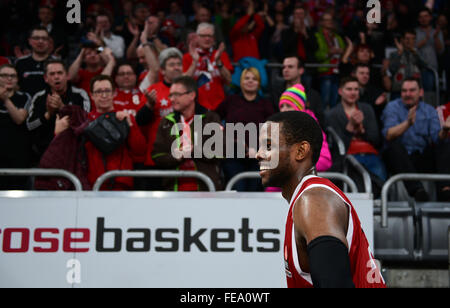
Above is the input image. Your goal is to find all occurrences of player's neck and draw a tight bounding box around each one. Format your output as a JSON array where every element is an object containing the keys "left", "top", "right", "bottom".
[{"left": 282, "top": 166, "right": 316, "bottom": 202}]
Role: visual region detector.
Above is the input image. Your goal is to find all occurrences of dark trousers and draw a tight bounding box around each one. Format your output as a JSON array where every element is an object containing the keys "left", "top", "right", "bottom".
[
  {"left": 133, "top": 163, "right": 163, "bottom": 191},
  {"left": 435, "top": 141, "right": 450, "bottom": 191},
  {"left": 0, "top": 157, "right": 32, "bottom": 190},
  {"left": 383, "top": 140, "right": 435, "bottom": 195}
]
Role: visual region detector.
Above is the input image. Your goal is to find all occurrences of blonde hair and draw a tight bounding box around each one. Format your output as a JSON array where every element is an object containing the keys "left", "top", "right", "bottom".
[{"left": 240, "top": 67, "right": 261, "bottom": 90}]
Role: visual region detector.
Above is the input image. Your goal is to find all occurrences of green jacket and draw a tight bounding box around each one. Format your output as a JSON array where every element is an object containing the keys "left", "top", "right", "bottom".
[
  {"left": 314, "top": 28, "right": 345, "bottom": 74},
  {"left": 152, "top": 104, "right": 224, "bottom": 191}
]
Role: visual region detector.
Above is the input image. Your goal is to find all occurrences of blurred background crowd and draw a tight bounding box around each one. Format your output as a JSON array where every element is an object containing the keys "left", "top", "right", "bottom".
[{"left": 0, "top": 0, "right": 449, "bottom": 202}]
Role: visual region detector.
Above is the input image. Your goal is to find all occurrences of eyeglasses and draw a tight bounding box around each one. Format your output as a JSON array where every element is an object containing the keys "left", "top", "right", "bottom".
[
  {"left": 168, "top": 91, "right": 191, "bottom": 99},
  {"left": 92, "top": 89, "right": 113, "bottom": 96},
  {"left": 30, "top": 36, "right": 49, "bottom": 41},
  {"left": 0, "top": 74, "right": 18, "bottom": 79}
]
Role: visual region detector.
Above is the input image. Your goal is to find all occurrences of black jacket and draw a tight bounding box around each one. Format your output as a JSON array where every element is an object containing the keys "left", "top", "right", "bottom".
[{"left": 26, "top": 84, "right": 91, "bottom": 163}]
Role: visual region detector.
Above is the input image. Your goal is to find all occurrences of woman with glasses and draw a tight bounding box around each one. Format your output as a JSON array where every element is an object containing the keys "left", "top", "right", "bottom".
[{"left": 0, "top": 64, "right": 32, "bottom": 189}]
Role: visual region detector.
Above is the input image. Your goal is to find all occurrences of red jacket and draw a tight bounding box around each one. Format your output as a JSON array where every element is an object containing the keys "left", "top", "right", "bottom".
[
  {"left": 230, "top": 14, "right": 265, "bottom": 62},
  {"left": 85, "top": 111, "right": 147, "bottom": 190}
]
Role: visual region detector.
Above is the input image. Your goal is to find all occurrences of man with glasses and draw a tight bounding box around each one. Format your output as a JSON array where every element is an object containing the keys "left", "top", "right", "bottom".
[
  {"left": 152, "top": 75, "right": 223, "bottom": 191},
  {"left": 113, "top": 61, "right": 143, "bottom": 117},
  {"left": 15, "top": 26, "right": 54, "bottom": 96},
  {"left": 85, "top": 75, "right": 146, "bottom": 190},
  {"left": 27, "top": 59, "right": 91, "bottom": 163},
  {"left": 183, "top": 23, "right": 233, "bottom": 111}
]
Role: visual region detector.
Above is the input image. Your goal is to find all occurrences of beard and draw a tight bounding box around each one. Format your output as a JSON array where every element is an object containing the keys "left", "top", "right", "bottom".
[{"left": 261, "top": 160, "right": 292, "bottom": 188}]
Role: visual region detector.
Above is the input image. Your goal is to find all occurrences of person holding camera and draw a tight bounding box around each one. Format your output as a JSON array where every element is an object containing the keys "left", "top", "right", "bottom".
[
  {"left": 0, "top": 64, "right": 32, "bottom": 189},
  {"left": 68, "top": 44, "right": 116, "bottom": 101}
]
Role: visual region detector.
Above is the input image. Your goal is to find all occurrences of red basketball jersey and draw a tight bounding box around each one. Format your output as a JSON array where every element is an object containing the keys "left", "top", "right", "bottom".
[{"left": 284, "top": 175, "right": 386, "bottom": 288}]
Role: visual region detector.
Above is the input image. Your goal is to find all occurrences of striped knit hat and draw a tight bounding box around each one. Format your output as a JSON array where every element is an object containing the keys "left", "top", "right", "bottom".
[{"left": 279, "top": 84, "right": 307, "bottom": 111}]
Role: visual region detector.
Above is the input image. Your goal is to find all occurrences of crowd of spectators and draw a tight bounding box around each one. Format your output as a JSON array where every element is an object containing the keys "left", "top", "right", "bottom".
[{"left": 0, "top": 0, "right": 449, "bottom": 201}]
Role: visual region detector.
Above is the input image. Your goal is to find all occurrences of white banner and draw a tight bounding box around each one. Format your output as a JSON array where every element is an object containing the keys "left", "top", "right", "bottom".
[{"left": 0, "top": 192, "right": 373, "bottom": 288}]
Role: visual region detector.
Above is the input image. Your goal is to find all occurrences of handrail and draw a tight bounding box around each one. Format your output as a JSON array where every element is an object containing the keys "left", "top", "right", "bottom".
[
  {"left": 380, "top": 173, "right": 450, "bottom": 228},
  {"left": 93, "top": 170, "right": 216, "bottom": 192},
  {"left": 225, "top": 171, "right": 358, "bottom": 193},
  {"left": 426, "top": 66, "right": 440, "bottom": 107},
  {"left": 325, "top": 126, "right": 346, "bottom": 156},
  {"left": 0, "top": 168, "right": 83, "bottom": 191},
  {"left": 345, "top": 155, "right": 373, "bottom": 194}
]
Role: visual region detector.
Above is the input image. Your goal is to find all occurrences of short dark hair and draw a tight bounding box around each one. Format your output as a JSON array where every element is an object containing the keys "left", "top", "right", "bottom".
[
  {"left": 339, "top": 76, "right": 359, "bottom": 88},
  {"left": 266, "top": 111, "right": 323, "bottom": 166},
  {"left": 402, "top": 77, "right": 423, "bottom": 89},
  {"left": 113, "top": 60, "right": 136, "bottom": 78},
  {"left": 418, "top": 7, "right": 432, "bottom": 17},
  {"left": 172, "top": 75, "right": 198, "bottom": 95},
  {"left": 97, "top": 9, "right": 114, "bottom": 24},
  {"left": 402, "top": 29, "right": 416, "bottom": 38},
  {"left": 90, "top": 75, "right": 115, "bottom": 92},
  {"left": 44, "top": 59, "right": 67, "bottom": 75},
  {"left": 352, "top": 63, "right": 370, "bottom": 74},
  {"left": 29, "top": 25, "right": 49, "bottom": 38},
  {"left": 284, "top": 55, "right": 304, "bottom": 68}
]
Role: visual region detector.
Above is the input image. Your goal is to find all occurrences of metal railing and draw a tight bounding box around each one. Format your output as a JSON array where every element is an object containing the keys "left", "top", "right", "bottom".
[
  {"left": 326, "top": 126, "right": 346, "bottom": 156},
  {"left": 380, "top": 173, "right": 450, "bottom": 228},
  {"left": 225, "top": 171, "right": 358, "bottom": 193},
  {"left": 345, "top": 155, "right": 373, "bottom": 194},
  {"left": 325, "top": 127, "right": 372, "bottom": 194},
  {"left": 93, "top": 170, "right": 216, "bottom": 192},
  {"left": 427, "top": 66, "right": 440, "bottom": 107},
  {"left": 0, "top": 168, "right": 83, "bottom": 191}
]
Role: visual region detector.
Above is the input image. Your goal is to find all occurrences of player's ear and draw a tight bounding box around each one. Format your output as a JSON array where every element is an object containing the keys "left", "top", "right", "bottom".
[{"left": 294, "top": 141, "right": 310, "bottom": 161}]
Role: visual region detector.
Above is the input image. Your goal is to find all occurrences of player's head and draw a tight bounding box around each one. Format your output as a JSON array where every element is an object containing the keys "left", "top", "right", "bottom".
[{"left": 256, "top": 111, "right": 323, "bottom": 188}]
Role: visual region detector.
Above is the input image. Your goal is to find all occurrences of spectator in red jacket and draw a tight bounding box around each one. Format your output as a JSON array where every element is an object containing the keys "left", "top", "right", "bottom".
[
  {"left": 229, "top": 0, "right": 265, "bottom": 62},
  {"left": 85, "top": 75, "right": 146, "bottom": 190},
  {"left": 183, "top": 23, "right": 233, "bottom": 111}
]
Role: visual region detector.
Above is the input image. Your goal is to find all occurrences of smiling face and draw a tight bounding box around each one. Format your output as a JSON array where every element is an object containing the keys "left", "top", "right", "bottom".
[
  {"left": 241, "top": 70, "right": 260, "bottom": 94},
  {"left": 92, "top": 79, "right": 115, "bottom": 113},
  {"left": 339, "top": 81, "right": 360, "bottom": 105},
  {"left": 256, "top": 122, "right": 286, "bottom": 188}
]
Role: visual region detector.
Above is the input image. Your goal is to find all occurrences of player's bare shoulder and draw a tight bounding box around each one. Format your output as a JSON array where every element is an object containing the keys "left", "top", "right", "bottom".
[{"left": 292, "top": 186, "right": 349, "bottom": 245}]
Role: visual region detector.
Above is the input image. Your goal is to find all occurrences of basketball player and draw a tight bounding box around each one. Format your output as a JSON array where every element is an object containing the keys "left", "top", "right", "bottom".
[{"left": 256, "top": 111, "right": 386, "bottom": 288}]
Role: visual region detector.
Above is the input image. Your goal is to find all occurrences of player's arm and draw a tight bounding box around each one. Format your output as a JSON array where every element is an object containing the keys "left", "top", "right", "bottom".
[{"left": 293, "top": 187, "right": 355, "bottom": 288}]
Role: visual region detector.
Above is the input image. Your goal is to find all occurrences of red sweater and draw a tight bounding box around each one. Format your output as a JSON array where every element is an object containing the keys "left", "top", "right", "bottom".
[
  {"left": 230, "top": 14, "right": 265, "bottom": 62},
  {"left": 85, "top": 111, "right": 147, "bottom": 190}
]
